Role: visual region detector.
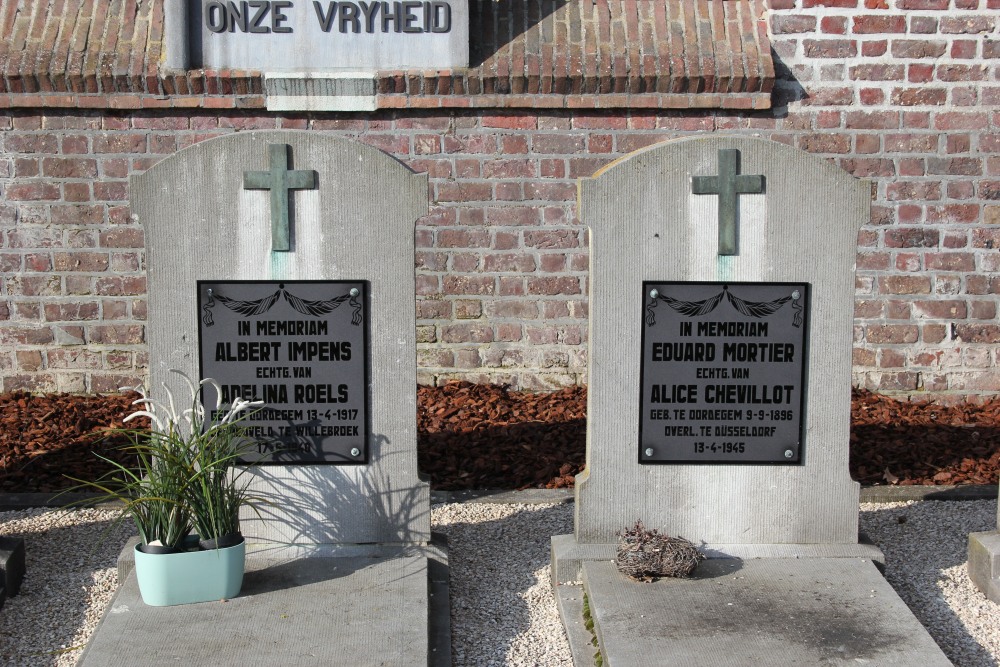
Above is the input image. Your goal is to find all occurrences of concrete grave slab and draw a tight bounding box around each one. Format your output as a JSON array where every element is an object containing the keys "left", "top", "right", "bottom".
[
  {"left": 579, "top": 559, "right": 952, "bottom": 666},
  {"left": 80, "top": 553, "right": 439, "bottom": 666}
]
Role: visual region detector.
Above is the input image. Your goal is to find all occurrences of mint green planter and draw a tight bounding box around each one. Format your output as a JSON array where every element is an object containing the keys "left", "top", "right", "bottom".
[{"left": 133, "top": 536, "right": 246, "bottom": 606}]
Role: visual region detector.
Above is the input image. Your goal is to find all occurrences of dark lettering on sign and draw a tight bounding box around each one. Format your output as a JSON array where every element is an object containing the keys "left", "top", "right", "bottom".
[
  {"left": 205, "top": 1, "right": 294, "bottom": 34},
  {"left": 308, "top": 1, "right": 454, "bottom": 34},
  {"left": 639, "top": 282, "right": 809, "bottom": 465},
  {"left": 198, "top": 280, "right": 369, "bottom": 465}
]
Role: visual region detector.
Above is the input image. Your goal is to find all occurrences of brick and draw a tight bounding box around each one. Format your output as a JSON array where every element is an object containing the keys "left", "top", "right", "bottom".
[
  {"left": 922, "top": 324, "right": 948, "bottom": 343},
  {"left": 972, "top": 228, "right": 1000, "bottom": 248},
  {"left": 804, "top": 39, "right": 858, "bottom": 58},
  {"left": 42, "top": 157, "right": 98, "bottom": 178},
  {"left": 821, "top": 16, "right": 848, "bottom": 34},
  {"left": 951, "top": 40, "right": 978, "bottom": 59},
  {"left": 482, "top": 113, "right": 536, "bottom": 130},
  {"left": 442, "top": 275, "right": 494, "bottom": 295},
  {"left": 524, "top": 230, "right": 580, "bottom": 249},
  {"left": 92, "top": 133, "right": 147, "bottom": 153},
  {"left": 925, "top": 253, "right": 975, "bottom": 271},
  {"left": 887, "top": 181, "right": 941, "bottom": 201},
  {"left": 845, "top": 111, "right": 899, "bottom": 130},
  {"left": 885, "top": 228, "right": 939, "bottom": 248},
  {"left": 891, "top": 88, "right": 946, "bottom": 106},
  {"left": 772, "top": 16, "right": 817, "bottom": 34},
  {"left": 482, "top": 159, "right": 537, "bottom": 179},
  {"left": 853, "top": 16, "right": 905, "bottom": 33},
  {"left": 876, "top": 372, "right": 920, "bottom": 391},
  {"left": 484, "top": 301, "right": 539, "bottom": 319},
  {"left": 532, "top": 134, "right": 587, "bottom": 154},
  {"left": 482, "top": 253, "right": 537, "bottom": 272},
  {"left": 839, "top": 158, "right": 894, "bottom": 178},
  {"left": 880, "top": 350, "right": 906, "bottom": 368},
  {"left": 526, "top": 277, "right": 581, "bottom": 296},
  {"left": 5, "top": 184, "right": 60, "bottom": 201},
  {"left": 981, "top": 181, "right": 1000, "bottom": 200},
  {"left": 940, "top": 16, "right": 995, "bottom": 34},
  {"left": 441, "top": 324, "right": 493, "bottom": 344},
  {"left": 861, "top": 40, "right": 888, "bottom": 57},
  {"left": 926, "top": 205, "right": 980, "bottom": 224},
  {"left": 914, "top": 300, "right": 967, "bottom": 319},
  {"left": 891, "top": 40, "right": 947, "bottom": 59},
  {"left": 89, "top": 325, "right": 145, "bottom": 345},
  {"left": 971, "top": 301, "right": 998, "bottom": 319},
  {"left": 879, "top": 275, "right": 931, "bottom": 294},
  {"left": 953, "top": 324, "right": 1000, "bottom": 344},
  {"left": 866, "top": 325, "right": 919, "bottom": 344},
  {"left": 897, "top": 0, "right": 948, "bottom": 8},
  {"left": 798, "top": 134, "right": 851, "bottom": 154},
  {"left": 51, "top": 205, "right": 104, "bottom": 225},
  {"left": 100, "top": 228, "right": 145, "bottom": 248},
  {"left": 927, "top": 157, "right": 981, "bottom": 176},
  {"left": 435, "top": 182, "right": 492, "bottom": 202},
  {"left": 53, "top": 252, "right": 109, "bottom": 272}
]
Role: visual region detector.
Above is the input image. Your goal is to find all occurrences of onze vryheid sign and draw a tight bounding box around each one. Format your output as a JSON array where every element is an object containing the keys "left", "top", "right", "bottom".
[
  {"left": 198, "top": 280, "right": 369, "bottom": 464},
  {"left": 639, "top": 282, "right": 809, "bottom": 464}
]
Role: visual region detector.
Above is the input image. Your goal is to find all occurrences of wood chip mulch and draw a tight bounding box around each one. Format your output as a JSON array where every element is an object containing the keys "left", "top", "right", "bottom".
[{"left": 1, "top": 383, "right": 999, "bottom": 493}]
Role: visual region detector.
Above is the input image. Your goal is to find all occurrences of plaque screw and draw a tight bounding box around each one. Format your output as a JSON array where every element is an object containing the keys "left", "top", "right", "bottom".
[
  {"left": 784, "top": 450, "right": 793, "bottom": 459},
  {"left": 791, "top": 290, "right": 800, "bottom": 299},
  {"left": 207, "top": 288, "right": 213, "bottom": 296},
  {"left": 649, "top": 289, "right": 658, "bottom": 300},
  {"left": 644, "top": 448, "right": 654, "bottom": 457},
  {"left": 350, "top": 448, "right": 361, "bottom": 457},
  {"left": 350, "top": 288, "right": 359, "bottom": 297}
]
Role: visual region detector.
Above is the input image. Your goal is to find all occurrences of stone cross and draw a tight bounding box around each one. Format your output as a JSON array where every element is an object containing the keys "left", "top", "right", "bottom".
[
  {"left": 691, "top": 148, "right": 765, "bottom": 256},
  {"left": 243, "top": 144, "right": 317, "bottom": 252}
]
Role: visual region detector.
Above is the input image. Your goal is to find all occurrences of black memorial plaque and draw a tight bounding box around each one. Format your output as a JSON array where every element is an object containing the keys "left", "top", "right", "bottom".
[
  {"left": 198, "top": 280, "right": 369, "bottom": 464},
  {"left": 639, "top": 282, "right": 809, "bottom": 464}
]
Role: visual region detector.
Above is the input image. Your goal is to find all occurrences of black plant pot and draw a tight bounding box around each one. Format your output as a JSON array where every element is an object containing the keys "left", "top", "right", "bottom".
[
  {"left": 136, "top": 543, "right": 182, "bottom": 555},
  {"left": 198, "top": 532, "right": 245, "bottom": 551}
]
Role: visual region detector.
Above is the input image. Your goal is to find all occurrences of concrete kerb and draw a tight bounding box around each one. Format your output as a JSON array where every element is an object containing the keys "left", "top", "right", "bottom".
[{"left": 1, "top": 485, "right": 994, "bottom": 512}]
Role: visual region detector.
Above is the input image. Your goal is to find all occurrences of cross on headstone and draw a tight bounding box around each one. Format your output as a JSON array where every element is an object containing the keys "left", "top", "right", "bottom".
[
  {"left": 243, "top": 144, "right": 317, "bottom": 252},
  {"left": 691, "top": 148, "right": 765, "bottom": 256}
]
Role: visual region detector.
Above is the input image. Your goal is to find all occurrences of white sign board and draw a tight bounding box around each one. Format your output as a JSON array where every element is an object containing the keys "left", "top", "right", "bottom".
[{"left": 186, "top": 1, "right": 469, "bottom": 71}]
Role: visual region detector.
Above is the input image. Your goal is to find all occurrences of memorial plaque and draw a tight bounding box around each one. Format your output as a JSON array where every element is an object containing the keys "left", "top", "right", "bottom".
[
  {"left": 639, "top": 282, "right": 809, "bottom": 464},
  {"left": 198, "top": 280, "right": 369, "bottom": 464}
]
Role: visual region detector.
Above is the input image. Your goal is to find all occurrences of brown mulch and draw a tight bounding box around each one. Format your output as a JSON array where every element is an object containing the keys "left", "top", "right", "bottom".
[
  {"left": 0, "top": 383, "right": 999, "bottom": 493},
  {"left": 0, "top": 391, "right": 146, "bottom": 494}
]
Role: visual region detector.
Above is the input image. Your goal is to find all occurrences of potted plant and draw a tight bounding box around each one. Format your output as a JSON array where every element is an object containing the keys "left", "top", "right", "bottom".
[{"left": 69, "top": 370, "right": 264, "bottom": 606}]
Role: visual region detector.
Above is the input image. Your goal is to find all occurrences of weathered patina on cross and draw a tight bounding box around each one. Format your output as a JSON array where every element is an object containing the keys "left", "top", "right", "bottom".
[
  {"left": 692, "top": 149, "right": 765, "bottom": 256},
  {"left": 243, "top": 144, "right": 317, "bottom": 252}
]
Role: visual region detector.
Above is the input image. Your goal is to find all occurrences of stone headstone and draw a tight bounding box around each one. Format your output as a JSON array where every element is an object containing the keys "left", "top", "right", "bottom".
[
  {"left": 90, "top": 131, "right": 444, "bottom": 667},
  {"left": 552, "top": 136, "right": 952, "bottom": 666},
  {"left": 132, "top": 131, "right": 429, "bottom": 546},
  {"left": 561, "top": 136, "right": 865, "bottom": 558}
]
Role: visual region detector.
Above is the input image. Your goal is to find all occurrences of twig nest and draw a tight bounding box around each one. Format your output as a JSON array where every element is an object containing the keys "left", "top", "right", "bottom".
[{"left": 615, "top": 520, "right": 704, "bottom": 581}]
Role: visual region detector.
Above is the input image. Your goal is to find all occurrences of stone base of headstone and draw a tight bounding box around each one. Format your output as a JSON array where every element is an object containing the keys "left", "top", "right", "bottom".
[
  {"left": 557, "top": 558, "right": 952, "bottom": 667},
  {"left": 0, "top": 536, "right": 26, "bottom": 606},
  {"left": 968, "top": 530, "right": 1000, "bottom": 603},
  {"left": 551, "top": 534, "right": 886, "bottom": 584},
  {"left": 80, "top": 538, "right": 449, "bottom": 666}
]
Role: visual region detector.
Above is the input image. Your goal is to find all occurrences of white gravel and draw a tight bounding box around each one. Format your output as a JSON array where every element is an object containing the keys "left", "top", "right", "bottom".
[{"left": 2, "top": 499, "right": 999, "bottom": 666}]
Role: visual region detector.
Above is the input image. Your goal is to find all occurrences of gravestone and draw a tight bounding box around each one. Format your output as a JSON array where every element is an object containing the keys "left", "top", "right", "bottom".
[
  {"left": 552, "top": 136, "right": 952, "bottom": 666},
  {"left": 80, "top": 132, "right": 444, "bottom": 667}
]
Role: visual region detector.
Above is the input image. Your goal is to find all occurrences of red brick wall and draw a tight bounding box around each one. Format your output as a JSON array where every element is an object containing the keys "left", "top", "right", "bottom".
[{"left": 0, "top": 0, "right": 997, "bottom": 400}]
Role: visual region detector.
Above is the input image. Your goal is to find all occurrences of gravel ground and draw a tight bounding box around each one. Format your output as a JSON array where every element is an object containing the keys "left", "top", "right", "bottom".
[{"left": 2, "top": 499, "right": 1000, "bottom": 666}]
